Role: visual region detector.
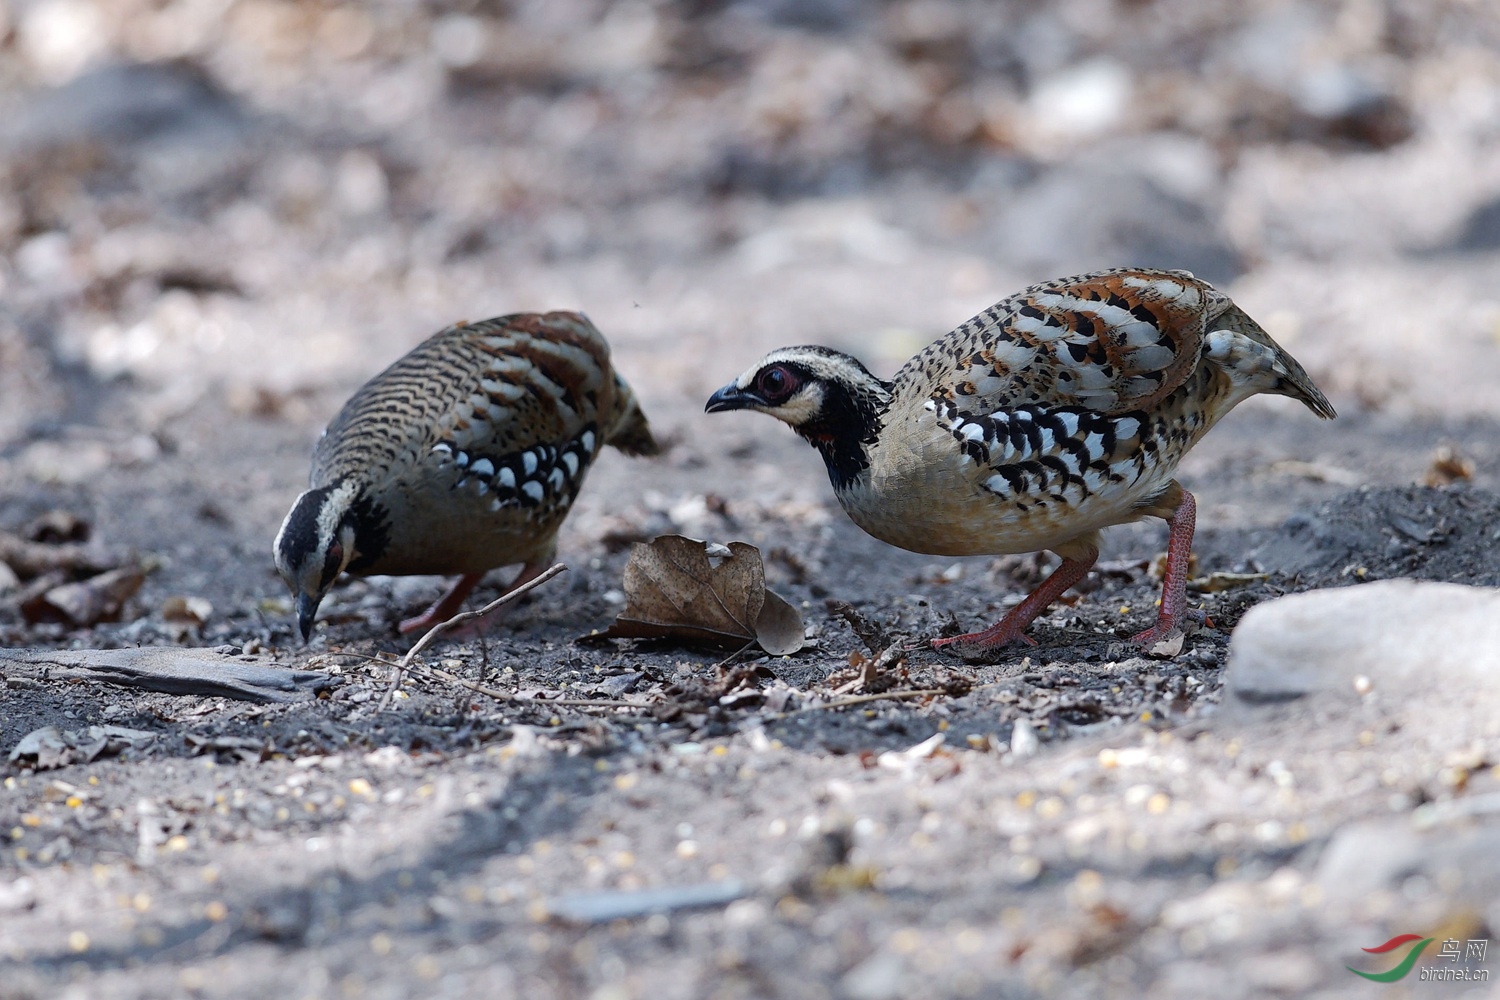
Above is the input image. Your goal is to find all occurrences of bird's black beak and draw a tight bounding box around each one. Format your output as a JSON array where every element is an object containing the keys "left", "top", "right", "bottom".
[
  {"left": 296, "top": 592, "right": 322, "bottom": 643},
  {"left": 705, "top": 383, "right": 757, "bottom": 413}
]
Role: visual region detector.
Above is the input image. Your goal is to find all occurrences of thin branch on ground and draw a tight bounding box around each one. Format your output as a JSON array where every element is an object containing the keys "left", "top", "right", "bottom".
[
  {"left": 421, "top": 662, "right": 649, "bottom": 710},
  {"left": 825, "top": 599, "right": 894, "bottom": 655},
  {"left": 710, "top": 639, "right": 759, "bottom": 672},
  {"left": 779, "top": 688, "right": 948, "bottom": 715},
  {"left": 377, "top": 563, "right": 568, "bottom": 711}
]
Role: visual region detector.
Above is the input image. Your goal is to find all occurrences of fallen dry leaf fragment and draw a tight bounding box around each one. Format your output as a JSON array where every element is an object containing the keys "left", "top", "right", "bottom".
[
  {"left": 21, "top": 566, "right": 145, "bottom": 626},
  {"left": 600, "top": 535, "right": 805, "bottom": 654},
  {"left": 8, "top": 724, "right": 157, "bottom": 770},
  {"left": 0, "top": 531, "right": 118, "bottom": 580},
  {"left": 1423, "top": 443, "right": 1475, "bottom": 486},
  {"left": 161, "top": 595, "right": 214, "bottom": 626},
  {"left": 754, "top": 588, "right": 806, "bottom": 655}
]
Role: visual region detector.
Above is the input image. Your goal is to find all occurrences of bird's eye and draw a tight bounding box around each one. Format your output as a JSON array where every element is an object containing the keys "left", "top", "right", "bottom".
[{"left": 757, "top": 366, "right": 795, "bottom": 400}]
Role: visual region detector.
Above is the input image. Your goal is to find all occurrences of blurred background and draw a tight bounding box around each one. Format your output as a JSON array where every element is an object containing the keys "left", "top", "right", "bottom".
[{"left": 0, "top": 0, "right": 1499, "bottom": 613}]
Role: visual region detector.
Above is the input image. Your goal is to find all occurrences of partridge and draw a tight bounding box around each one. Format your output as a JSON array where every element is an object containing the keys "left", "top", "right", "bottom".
[
  {"left": 706, "top": 268, "right": 1334, "bottom": 652},
  {"left": 275, "top": 312, "right": 658, "bottom": 641}
]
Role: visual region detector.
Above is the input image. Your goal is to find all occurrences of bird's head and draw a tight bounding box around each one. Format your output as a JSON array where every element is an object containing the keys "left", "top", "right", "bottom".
[
  {"left": 272, "top": 481, "right": 361, "bottom": 641},
  {"left": 705, "top": 346, "right": 892, "bottom": 489}
]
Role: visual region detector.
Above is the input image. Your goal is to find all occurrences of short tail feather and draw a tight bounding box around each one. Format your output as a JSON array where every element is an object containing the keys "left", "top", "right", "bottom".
[{"left": 605, "top": 373, "right": 660, "bottom": 456}]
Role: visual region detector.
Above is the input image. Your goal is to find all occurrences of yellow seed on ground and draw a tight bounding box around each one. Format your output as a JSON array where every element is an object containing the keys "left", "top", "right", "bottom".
[
  {"left": 890, "top": 929, "right": 923, "bottom": 954},
  {"left": 166, "top": 835, "right": 189, "bottom": 852},
  {"left": 21, "top": 815, "right": 40, "bottom": 827},
  {"left": 348, "top": 778, "right": 373, "bottom": 797},
  {"left": 68, "top": 931, "right": 89, "bottom": 953},
  {"left": 1146, "top": 793, "right": 1170, "bottom": 814},
  {"left": 205, "top": 901, "right": 227, "bottom": 922},
  {"left": 1036, "top": 797, "right": 1064, "bottom": 819}
]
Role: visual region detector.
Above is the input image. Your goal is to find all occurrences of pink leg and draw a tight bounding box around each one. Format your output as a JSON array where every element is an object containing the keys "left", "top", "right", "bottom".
[
  {"left": 1128, "top": 488, "right": 1197, "bottom": 648},
  {"left": 398, "top": 560, "right": 553, "bottom": 638},
  {"left": 399, "top": 573, "right": 483, "bottom": 635},
  {"left": 931, "top": 551, "right": 1097, "bottom": 652}
]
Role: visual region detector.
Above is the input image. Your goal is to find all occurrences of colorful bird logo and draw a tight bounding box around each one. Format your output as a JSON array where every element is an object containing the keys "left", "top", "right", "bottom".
[{"left": 1347, "top": 934, "right": 1435, "bottom": 982}]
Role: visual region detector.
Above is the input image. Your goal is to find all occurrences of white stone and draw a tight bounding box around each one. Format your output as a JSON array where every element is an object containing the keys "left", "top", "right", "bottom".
[{"left": 1224, "top": 580, "right": 1500, "bottom": 707}]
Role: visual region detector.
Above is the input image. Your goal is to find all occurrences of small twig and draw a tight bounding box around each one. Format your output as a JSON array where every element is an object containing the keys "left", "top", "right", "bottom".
[
  {"left": 779, "top": 688, "right": 947, "bottom": 715},
  {"left": 710, "top": 639, "right": 759, "bottom": 672},
  {"left": 423, "top": 664, "right": 649, "bottom": 711},
  {"left": 377, "top": 563, "right": 568, "bottom": 711},
  {"left": 831, "top": 643, "right": 906, "bottom": 695},
  {"left": 825, "top": 599, "right": 892, "bottom": 655}
]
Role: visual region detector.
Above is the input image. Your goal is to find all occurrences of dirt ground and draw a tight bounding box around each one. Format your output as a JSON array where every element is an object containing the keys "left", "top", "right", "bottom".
[{"left": 4, "top": 1, "right": 1500, "bottom": 997}]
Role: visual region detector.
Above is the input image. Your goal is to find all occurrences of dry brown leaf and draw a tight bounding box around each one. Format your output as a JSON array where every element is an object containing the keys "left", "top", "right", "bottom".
[
  {"left": 21, "top": 566, "right": 145, "bottom": 626},
  {"left": 1148, "top": 551, "right": 1199, "bottom": 582},
  {"left": 8, "top": 724, "right": 157, "bottom": 770},
  {"left": 1424, "top": 444, "right": 1475, "bottom": 486},
  {"left": 601, "top": 535, "right": 805, "bottom": 654},
  {"left": 162, "top": 595, "right": 214, "bottom": 625},
  {"left": 755, "top": 588, "right": 806, "bottom": 655}
]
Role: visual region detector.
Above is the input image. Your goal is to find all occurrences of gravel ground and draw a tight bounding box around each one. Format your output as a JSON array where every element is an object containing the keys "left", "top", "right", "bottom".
[{"left": 3, "top": 1, "right": 1500, "bottom": 997}]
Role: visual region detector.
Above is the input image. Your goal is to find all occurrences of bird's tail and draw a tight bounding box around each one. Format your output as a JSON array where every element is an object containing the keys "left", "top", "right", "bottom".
[{"left": 605, "top": 373, "right": 661, "bottom": 456}]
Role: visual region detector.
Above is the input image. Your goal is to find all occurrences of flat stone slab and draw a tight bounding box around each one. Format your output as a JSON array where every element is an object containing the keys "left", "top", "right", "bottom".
[
  {"left": 1223, "top": 580, "right": 1500, "bottom": 707},
  {"left": 0, "top": 647, "right": 336, "bottom": 703}
]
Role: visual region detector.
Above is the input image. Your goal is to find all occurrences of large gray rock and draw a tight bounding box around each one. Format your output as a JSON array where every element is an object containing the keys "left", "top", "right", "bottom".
[
  {"left": 1317, "top": 815, "right": 1500, "bottom": 909},
  {"left": 1223, "top": 580, "right": 1500, "bottom": 708}
]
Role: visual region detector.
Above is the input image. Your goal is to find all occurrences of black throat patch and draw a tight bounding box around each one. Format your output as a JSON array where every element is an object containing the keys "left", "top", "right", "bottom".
[
  {"left": 796, "top": 381, "right": 888, "bottom": 492},
  {"left": 344, "top": 490, "right": 392, "bottom": 574}
]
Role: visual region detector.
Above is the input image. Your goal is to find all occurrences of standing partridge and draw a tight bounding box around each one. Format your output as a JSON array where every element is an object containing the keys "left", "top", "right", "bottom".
[
  {"left": 275, "top": 312, "right": 658, "bottom": 641},
  {"left": 706, "top": 268, "right": 1334, "bottom": 652}
]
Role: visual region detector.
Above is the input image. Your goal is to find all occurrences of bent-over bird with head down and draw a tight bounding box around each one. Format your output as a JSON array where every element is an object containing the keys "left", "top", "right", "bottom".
[{"left": 275, "top": 311, "right": 657, "bottom": 641}]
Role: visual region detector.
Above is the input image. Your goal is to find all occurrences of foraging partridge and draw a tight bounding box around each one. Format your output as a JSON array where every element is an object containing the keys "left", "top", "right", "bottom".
[
  {"left": 274, "top": 312, "right": 658, "bottom": 641},
  {"left": 706, "top": 268, "right": 1334, "bottom": 652}
]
